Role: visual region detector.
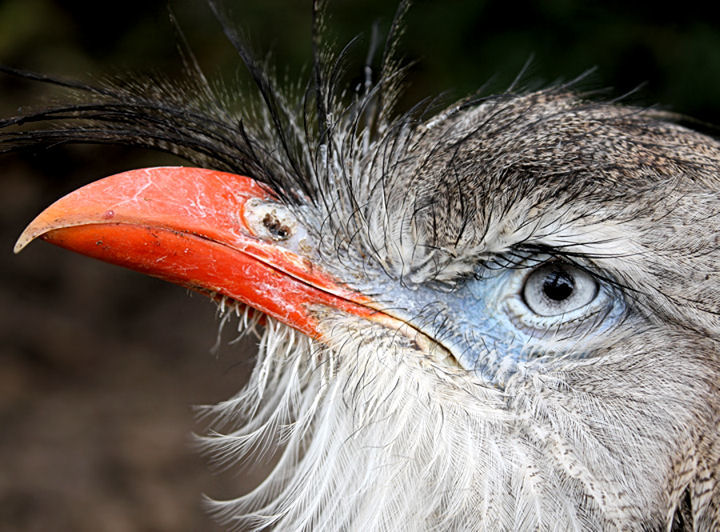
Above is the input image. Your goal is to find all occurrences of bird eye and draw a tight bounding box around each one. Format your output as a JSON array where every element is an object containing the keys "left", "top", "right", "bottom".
[{"left": 522, "top": 262, "right": 598, "bottom": 316}]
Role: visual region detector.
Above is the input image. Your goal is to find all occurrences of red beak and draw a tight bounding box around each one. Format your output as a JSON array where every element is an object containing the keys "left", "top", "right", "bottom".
[{"left": 15, "top": 167, "right": 376, "bottom": 341}]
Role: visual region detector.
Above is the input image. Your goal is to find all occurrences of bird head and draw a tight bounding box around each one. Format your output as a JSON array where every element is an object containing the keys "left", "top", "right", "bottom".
[{"left": 8, "top": 3, "right": 720, "bottom": 530}]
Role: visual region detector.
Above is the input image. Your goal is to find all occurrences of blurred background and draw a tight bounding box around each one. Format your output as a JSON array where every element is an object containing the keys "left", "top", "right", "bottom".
[{"left": 1, "top": 1, "right": 719, "bottom": 530}]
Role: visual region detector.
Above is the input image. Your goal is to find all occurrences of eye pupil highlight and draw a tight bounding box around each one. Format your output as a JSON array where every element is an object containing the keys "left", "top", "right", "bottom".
[{"left": 542, "top": 270, "right": 574, "bottom": 301}]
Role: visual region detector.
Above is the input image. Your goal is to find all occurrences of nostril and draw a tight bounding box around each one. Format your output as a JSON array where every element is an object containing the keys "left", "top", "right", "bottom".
[
  {"left": 242, "top": 197, "right": 308, "bottom": 248},
  {"left": 262, "top": 212, "right": 291, "bottom": 241}
]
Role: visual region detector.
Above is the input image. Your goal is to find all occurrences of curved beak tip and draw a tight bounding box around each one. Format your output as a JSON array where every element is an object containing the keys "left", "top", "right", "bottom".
[
  {"left": 13, "top": 237, "right": 28, "bottom": 254},
  {"left": 14, "top": 226, "right": 40, "bottom": 254},
  {"left": 14, "top": 212, "right": 73, "bottom": 254}
]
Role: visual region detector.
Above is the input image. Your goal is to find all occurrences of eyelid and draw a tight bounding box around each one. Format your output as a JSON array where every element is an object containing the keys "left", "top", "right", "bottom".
[
  {"left": 512, "top": 244, "right": 631, "bottom": 295},
  {"left": 486, "top": 251, "right": 626, "bottom": 344}
]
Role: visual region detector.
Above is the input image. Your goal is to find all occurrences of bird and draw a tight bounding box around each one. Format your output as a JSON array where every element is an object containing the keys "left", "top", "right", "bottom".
[{"left": 5, "top": 1, "right": 720, "bottom": 530}]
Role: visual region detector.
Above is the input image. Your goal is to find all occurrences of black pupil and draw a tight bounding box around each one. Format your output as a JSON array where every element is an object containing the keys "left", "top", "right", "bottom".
[{"left": 543, "top": 270, "right": 575, "bottom": 301}]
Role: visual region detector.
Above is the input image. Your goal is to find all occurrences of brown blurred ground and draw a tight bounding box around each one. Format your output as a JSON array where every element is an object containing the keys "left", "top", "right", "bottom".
[
  {"left": 2, "top": 1, "right": 720, "bottom": 531},
  {"left": 0, "top": 2, "right": 296, "bottom": 530}
]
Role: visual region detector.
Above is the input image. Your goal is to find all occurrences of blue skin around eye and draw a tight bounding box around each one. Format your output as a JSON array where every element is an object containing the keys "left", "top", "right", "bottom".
[{"left": 368, "top": 266, "right": 626, "bottom": 383}]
